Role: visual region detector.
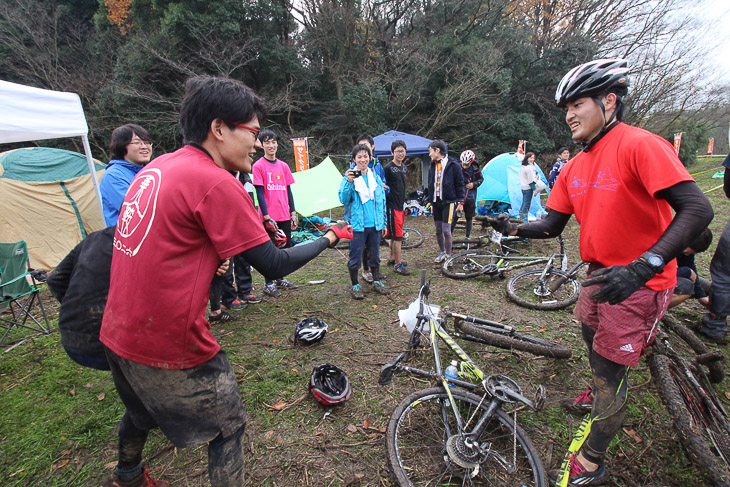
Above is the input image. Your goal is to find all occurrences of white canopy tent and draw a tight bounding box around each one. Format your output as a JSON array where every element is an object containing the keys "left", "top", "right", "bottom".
[{"left": 0, "top": 80, "right": 104, "bottom": 218}]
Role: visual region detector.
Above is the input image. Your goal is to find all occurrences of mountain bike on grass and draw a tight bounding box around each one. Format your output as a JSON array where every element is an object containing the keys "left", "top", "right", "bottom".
[
  {"left": 647, "top": 314, "right": 730, "bottom": 486},
  {"left": 442, "top": 234, "right": 568, "bottom": 280},
  {"left": 379, "top": 271, "right": 547, "bottom": 486}
]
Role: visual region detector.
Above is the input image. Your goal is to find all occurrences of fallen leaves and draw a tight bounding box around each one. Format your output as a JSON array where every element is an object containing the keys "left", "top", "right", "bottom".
[{"left": 622, "top": 427, "right": 642, "bottom": 443}]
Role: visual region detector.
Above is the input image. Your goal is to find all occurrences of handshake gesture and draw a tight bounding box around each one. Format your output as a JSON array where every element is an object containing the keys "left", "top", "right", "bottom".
[
  {"left": 326, "top": 221, "right": 354, "bottom": 248},
  {"left": 487, "top": 213, "right": 519, "bottom": 236}
]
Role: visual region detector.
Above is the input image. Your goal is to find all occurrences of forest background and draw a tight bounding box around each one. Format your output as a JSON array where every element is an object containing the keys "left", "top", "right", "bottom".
[{"left": 1, "top": 0, "right": 730, "bottom": 170}]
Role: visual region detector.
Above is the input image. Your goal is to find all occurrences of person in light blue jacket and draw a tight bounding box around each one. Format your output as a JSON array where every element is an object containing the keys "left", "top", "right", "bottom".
[
  {"left": 99, "top": 124, "right": 153, "bottom": 226},
  {"left": 339, "top": 143, "right": 388, "bottom": 300}
]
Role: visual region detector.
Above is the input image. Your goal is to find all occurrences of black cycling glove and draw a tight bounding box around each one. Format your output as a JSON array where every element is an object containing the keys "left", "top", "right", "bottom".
[
  {"left": 488, "top": 213, "right": 519, "bottom": 236},
  {"left": 582, "top": 259, "right": 657, "bottom": 305}
]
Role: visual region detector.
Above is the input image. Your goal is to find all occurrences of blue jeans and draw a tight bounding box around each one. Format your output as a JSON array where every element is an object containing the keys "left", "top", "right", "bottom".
[
  {"left": 703, "top": 219, "right": 730, "bottom": 336},
  {"left": 348, "top": 227, "right": 381, "bottom": 275},
  {"left": 222, "top": 253, "right": 253, "bottom": 305},
  {"left": 520, "top": 189, "right": 532, "bottom": 215}
]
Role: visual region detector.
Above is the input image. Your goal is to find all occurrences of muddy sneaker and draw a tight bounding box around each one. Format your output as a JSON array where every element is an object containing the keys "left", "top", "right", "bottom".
[
  {"left": 372, "top": 280, "right": 390, "bottom": 295},
  {"left": 434, "top": 253, "right": 446, "bottom": 264},
  {"left": 222, "top": 299, "right": 246, "bottom": 310},
  {"left": 351, "top": 284, "right": 364, "bottom": 300},
  {"left": 264, "top": 282, "right": 281, "bottom": 298},
  {"left": 209, "top": 310, "right": 236, "bottom": 323},
  {"left": 393, "top": 263, "right": 411, "bottom": 275},
  {"left": 361, "top": 270, "right": 374, "bottom": 283},
  {"left": 104, "top": 469, "right": 170, "bottom": 487},
  {"left": 561, "top": 387, "right": 593, "bottom": 416},
  {"left": 276, "top": 278, "right": 298, "bottom": 290},
  {"left": 240, "top": 293, "right": 262, "bottom": 304},
  {"left": 548, "top": 454, "right": 607, "bottom": 486},
  {"left": 387, "top": 259, "right": 408, "bottom": 266}
]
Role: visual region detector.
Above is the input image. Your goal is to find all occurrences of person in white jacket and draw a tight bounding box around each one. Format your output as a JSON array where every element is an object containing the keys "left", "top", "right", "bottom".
[{"left": 518, "top": 152, "right": 539, "bottom": 221}]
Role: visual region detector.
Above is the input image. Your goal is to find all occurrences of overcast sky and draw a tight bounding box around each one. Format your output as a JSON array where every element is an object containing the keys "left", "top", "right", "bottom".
[{"left": 693, "top": 0, "right": 730, "bottom": 83}]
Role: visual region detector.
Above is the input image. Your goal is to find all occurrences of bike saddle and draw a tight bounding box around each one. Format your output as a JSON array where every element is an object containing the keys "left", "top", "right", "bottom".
[{"left": 379, "top": 352, "right": 407, "bottom": 385}]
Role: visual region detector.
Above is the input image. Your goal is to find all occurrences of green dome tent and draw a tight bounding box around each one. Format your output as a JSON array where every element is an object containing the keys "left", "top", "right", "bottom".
[{"left": 0, "top": 147, "right": 106, "bottom": 270}]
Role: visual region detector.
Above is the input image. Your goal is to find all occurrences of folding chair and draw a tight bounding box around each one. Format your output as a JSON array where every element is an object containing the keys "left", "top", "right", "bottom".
[{"left": 0, "top": 241, "right": 51, "bottom": 343}]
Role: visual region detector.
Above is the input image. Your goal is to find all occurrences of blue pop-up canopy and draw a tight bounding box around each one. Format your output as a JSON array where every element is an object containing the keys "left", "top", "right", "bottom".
[
  {"left": 476, "top": 153, "right": 549, "bottom": 218},
  {"left": 373, "top": 130, "right": 434, "bottom": 158}
]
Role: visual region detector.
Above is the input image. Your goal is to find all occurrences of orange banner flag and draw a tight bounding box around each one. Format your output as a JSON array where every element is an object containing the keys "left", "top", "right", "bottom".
[
  {"left": 673, "top": 133, "right": 682, "bottom": 156},
  {"left": 708, "top": 137, "right": 714, "bottom": 154},
  {"left": 292, "top": 138, "right": 309, "bottom": 172}
]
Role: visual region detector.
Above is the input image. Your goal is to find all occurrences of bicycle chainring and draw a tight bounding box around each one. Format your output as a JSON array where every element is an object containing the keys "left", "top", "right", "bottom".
[{"left": 486, "top": 375, "right": 523, "bottom": 404}]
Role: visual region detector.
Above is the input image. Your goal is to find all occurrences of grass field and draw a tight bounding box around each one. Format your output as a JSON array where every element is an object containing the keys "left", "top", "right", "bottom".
[{"left": 0, "top": 156, "right": 727, "bottom": 486}]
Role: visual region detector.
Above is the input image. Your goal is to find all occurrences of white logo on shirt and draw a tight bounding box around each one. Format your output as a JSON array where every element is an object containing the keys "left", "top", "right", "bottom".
[
  {"left": 115, "top": 169, "right": 161, "bottom": 256},
  {"left": 619, "top": 343, "right": 635, "bottom": 353}
]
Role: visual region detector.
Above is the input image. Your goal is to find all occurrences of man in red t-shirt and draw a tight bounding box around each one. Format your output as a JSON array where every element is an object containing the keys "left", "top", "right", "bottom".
[
  {"left": 99, "top": 77, "right": 351, "bottom": 487},
  {"left": 491, "top": 59, "right": 713, "bottom": 486}
]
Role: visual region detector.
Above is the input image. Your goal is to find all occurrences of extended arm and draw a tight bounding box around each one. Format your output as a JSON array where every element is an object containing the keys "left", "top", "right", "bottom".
[{"left": 255, "top": 185, "right": 269, "bottom": 217}]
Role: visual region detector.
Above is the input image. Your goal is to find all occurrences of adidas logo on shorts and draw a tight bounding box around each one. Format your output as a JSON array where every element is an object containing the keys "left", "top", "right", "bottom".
[{"left": 619, "top": 343, "right": 635, "bottom": 353}]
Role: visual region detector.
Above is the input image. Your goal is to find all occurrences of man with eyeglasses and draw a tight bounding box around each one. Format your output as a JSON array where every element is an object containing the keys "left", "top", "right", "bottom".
[
  {"left": 384, "top": 139, "right": 410, "bottom": 275},
  {"left": 99, "top": 124, "right": 153, "bottom": 227},
  {"left": 99, "top": 77, "right": 352, "bottom": 487}
]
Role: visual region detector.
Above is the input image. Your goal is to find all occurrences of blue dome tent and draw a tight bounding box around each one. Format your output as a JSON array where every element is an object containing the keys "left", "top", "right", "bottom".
[{"left": 475, "top": 153, "right": 549, "bottom": 219}]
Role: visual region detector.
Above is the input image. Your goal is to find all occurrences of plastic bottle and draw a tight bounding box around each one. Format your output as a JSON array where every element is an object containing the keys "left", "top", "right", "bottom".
[{"left": 444, "top": 360, "right": 459, "bottom": 388}]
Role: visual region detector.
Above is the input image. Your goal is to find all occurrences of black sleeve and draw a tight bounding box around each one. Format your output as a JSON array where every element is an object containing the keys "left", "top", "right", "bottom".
[
  {"left": 287, "top": 186, "right": 296, "bottom": 213},
  {"left": 241, "top": 237, "right": 330, "bottom": 281},
  {"left": 255, "top": 185, "right": 269, "bottom": 216},
  {"left": 724, "top": 169, "right": 730, "bottom": 199},
  {"left": 515, "top": 210, "right": 572, "bottom": 239},
  {"left": 473, "top": 168, "right": 484, "bottom": 188},
  {"left": 652, "top": 181, "right": 714, "bottom": 262},
  {"left": 47, "top": 245, "right": 79, "bottom": 302}
]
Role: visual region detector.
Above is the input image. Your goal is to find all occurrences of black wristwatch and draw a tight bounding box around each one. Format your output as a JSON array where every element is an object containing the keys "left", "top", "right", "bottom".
[{"left": 640, "top": 252, "right": 664, "bottom": 273}]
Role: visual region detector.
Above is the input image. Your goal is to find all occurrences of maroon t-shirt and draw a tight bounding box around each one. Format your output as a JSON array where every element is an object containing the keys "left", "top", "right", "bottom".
[{"left": 100, "top": 145, "right": 270, "bottom": 369}]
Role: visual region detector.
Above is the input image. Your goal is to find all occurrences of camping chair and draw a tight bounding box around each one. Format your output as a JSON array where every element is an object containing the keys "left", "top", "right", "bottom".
[{"left": 0, "top": 241, "right": 51, "bottom": 343}]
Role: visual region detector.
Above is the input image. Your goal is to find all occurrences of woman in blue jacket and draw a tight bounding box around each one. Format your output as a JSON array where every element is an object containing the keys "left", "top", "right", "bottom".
[{"left": 339, "top": 144, "right": 387, "bottom": 300}]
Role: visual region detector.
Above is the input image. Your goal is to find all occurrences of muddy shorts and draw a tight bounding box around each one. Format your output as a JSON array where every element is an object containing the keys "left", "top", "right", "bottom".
[
  {"left": 575, "top": 280, "right": 672, "bottom": 367},
  {"left": 106, "top": 348, "right": 246, "bottom": 449}
]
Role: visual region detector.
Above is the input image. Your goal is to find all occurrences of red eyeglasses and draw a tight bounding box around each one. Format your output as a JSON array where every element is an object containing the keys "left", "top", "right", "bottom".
[{"left": 231, "top": 123, "right": 259, "bottom": 137}]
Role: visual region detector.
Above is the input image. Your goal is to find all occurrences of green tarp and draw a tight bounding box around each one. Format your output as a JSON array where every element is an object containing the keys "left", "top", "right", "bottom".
[{"left": 290, "top": 156, "right": 344, "bottom": 217}]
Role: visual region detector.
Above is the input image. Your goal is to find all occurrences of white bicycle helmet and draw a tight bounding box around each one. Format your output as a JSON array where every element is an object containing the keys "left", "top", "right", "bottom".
[
  {"left": 460, "top": 150, "right": 475, "bottom": 166},
  {"left": 555, "top": 58, "right": 629, "bottom": 107},
  {"left": 309, "top": 363, "right": 352, "bottom": 405},
  {"left": 295, "top": 316, "right": 328, "bottom": 345}
]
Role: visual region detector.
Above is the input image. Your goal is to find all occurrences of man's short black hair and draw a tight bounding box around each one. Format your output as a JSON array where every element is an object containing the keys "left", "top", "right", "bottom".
[
  {"left": 258, "top": 129, "right": 277, "bottom": 143},
  {"left": 356, "top": 134, "right": 374, "bottom": 147},
  {"left": 109, "top": 124, "right": 151, "bottom": 160},
  {"left": 391, "top": 140, "right": 407, "bottom": 153},
  {"left": 688, "top": 227, "right": 713, "bottom": 253},
  {"left": 429, "top": 139, "right": 447, "bottom": 156},
  {"left": 180, "top": 76, "right": 266, "bottom": 144},
  {"left": 351, "top": 143, "right": 372, "bottom": 161}
]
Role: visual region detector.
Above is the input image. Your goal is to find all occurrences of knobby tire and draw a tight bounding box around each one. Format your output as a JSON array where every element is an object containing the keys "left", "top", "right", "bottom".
[
  {"left": 456, "top": 320, "right": 571, "bottom": 359},
  {"left": 649, "top": 354, "right": 730, "bottom": 486},
  {"left": 506, "top": 268, "right": 580, "bottom": 311},
  {"left": 385, "top": 387, "right": 546, "bottom": 486}
]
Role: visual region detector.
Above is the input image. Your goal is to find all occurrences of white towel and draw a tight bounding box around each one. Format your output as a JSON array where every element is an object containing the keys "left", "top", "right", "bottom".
[{"left": 354, "top": 170, "right": 377, "bottom": 204}]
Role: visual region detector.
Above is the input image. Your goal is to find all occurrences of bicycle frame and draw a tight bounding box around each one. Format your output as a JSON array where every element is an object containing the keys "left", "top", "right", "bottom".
[{"left": 380, "top": 283, "right": 536, "bottom": 438}]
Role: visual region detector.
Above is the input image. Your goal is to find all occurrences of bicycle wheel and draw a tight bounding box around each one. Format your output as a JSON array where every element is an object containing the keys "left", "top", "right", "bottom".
[
  {"left": 386, "top": 387, "right": 546, "bottom": 486},
  {"left": 506, "top": 268, "right": 581, "bottom": 311},
  {"left": 455, "top": 320, "right": 571, "bottom": 359},
  {"left": 442, "top": 250, "right": 500, "bottom": 279},
  {"left": 649, "top": 354, "right": 730, "bottom": 486},
  {"left": 402, "top": 227, "right": 424, "bottom": 249}
]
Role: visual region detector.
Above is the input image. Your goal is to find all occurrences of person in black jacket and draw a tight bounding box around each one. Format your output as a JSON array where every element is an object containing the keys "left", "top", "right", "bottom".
[
  {"left": 452, "top": 150, "right": 484, "bottom": 240},
  {"left": 46, "top": 226, "right": 116, "bottom": 370},
  {"left": 427, "top": 140, "right": 465, "bottom": 263}
]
